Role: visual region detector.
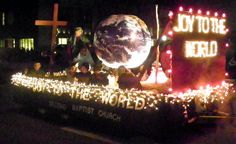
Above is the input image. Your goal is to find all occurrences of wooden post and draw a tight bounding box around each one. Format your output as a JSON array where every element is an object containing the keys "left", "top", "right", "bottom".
[
  {"left": 35, "top": 3, "right": 68, "bottom": 65},
  {"left": 155, "top": 5, "right": 160, "bottom": 84}
]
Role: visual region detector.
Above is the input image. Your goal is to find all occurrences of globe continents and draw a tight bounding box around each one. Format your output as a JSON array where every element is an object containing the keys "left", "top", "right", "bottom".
[{"left": 94, "top": 15, "right": 152, "bottom": 68}]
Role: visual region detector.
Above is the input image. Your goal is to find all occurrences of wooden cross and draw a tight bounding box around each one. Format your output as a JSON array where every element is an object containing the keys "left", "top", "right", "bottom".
[{"left": 35, "top": 3, "right": 68, "bottom": 65}]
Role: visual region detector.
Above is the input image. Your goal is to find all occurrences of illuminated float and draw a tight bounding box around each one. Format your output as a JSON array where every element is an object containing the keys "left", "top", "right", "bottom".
[{"left": 11, "top": 6, "right": 234, "bottom": 136}]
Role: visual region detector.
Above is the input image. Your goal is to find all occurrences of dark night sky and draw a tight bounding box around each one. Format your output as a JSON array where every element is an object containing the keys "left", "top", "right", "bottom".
[
  {"left": 1, "top": 0, "right": 236, "bottom": 37},
  {"left": 1, "top": 0, "right": 235, "bottom": 20},
  {"left": 1, "top": 0, "right": 235, "bottom": 12}
]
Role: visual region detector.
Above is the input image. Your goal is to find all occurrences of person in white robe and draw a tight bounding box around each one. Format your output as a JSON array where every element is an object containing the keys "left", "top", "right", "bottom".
[{"left": 73, "top": 47, "right": 94, "bottom": 69}]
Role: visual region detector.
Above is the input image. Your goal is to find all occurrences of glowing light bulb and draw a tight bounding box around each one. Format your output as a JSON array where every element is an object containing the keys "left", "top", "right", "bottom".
[
  {"left": 168, "top": 31, "right": 173, "bottom": 36},
  {"left": 225, "top": 43, "right": 229, "bottom": 47},
  {"left": 197, "top": 9, "right": 202, "bottom": 14},
  {"left": 179, "top": 6, "right": 183, "bottom": 11},
  {"left": 206, "top": 11, "right": 210, "bottom": 15},
  {"left": 166, "top": 50, "right": 172, "bottom": 54},
  {"left": 167, "top": 69, "right": 172, "bottom": 73},
  {"left": 189, "top": 8, "right": 193, "bottom": 13},
  {"left": 222, "top": 13, "right": 226, "bottom": 18},
  {"left": 225, "top": 73, "right": 228, "bottom": 76},
  {"left": 168, "top": 11, "right": 173, "bottom": 18},
  {"left": 168, "top": 88, "right": 173, "bottom": 92},
  {"left": 161, "top": 35, "right": 167, "bottom": 41}
]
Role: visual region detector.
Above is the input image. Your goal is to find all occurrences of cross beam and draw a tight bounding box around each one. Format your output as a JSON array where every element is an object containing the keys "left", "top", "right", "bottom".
[{"left": 35, "top": 3, "right": 68, "bottom": 65}]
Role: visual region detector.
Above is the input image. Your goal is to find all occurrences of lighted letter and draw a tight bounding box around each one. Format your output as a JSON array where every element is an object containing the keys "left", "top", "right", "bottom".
[
  {"left": 186, "top": 15, "right": 195, "bottom": 32},
  {"left": 185, "top": 41, "right": 196, "bottom": 57},
  {"left": 196, "top": 16, "right": 203, "bottom": 33},
  {"left": 135, "top": 97, "right": 145, "bottom": 110},
  {"left": 219, "top": 19, "right": 227, "bottom": 34},
  {"left": 202, "top": 17, "right": 210, "bottom": 33},
  {"left": 199, "top": 41, "right": 208, "bottom": 57},
  {"left": 208, "top": 41, "right": 218, "bottom": 57},
  {"left": 210, "top": 17, "right": 218, "bottom": 33},
  {"left": 174, "top": 14, "right": 183, "bottom": 32},
  {"left": 109, "top": 94, "right": 118, "bottom": 107},
  {"left": 126, "top": 99, "right": 134, "bottom": 109},
  {"left": 117, "top": 95, "right": 126, "bottom": 108},
  {"left": 101, "top": 93, "right": 110, "bottom": 104}
]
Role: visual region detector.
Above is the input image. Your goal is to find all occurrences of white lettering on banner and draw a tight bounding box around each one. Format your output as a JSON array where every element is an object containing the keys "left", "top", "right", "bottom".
[
  {"left": 135, "top": 97, "right": 146, "bottom": 110},
  {"left": 49, "top": 101, "right": 67, "bottom": 110},
  {"left": 72, "top": 105, "right": 94, "bottom": 115},
  {"left": 101, "top": 94, "right": 145, "bottom": 110},
  {"left": 185, "top": 40, "right": 218, "bottom": 58},
  {"left": 71, "top": 104, "right": 122, "bottom": 122},
  {"left": 173, "top": 13, "right": 227, "bottom": 34},
  {"left": 98, "top": 110, "right": 121, "bottom": 122}
]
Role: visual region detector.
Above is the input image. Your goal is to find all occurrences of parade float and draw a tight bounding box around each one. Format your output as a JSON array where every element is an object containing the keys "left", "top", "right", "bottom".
[{"left": 11, "top": 5, "right": 234, "bottom": 136}]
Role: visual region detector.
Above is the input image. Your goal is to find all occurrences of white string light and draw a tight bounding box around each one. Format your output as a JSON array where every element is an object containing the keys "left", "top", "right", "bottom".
[{"left": 11, "top": 73, "right": 233, "bottom": 112}]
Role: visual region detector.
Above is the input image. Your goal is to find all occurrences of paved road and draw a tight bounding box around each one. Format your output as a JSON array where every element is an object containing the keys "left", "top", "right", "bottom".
[{"left": 0, "top": 102, "right": 123, "bottom": 144}]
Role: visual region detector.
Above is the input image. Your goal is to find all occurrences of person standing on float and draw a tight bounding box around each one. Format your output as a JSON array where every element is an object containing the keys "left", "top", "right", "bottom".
[{"left": 72, "top": 27, "right": 91, "bottom": 58}]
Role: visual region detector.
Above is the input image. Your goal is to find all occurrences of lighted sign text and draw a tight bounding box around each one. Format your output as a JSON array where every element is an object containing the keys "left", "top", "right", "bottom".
[
  {"left": 11, "top": 73, "right": 152, "bottom": 111},
  {"left": 185, "top": 40, "right": 218, "bottom": 58},
  {"left": 11, "top": 73, "right": 232, "bottom": 112},
  {"left": 173, "top": 14, "right": 227, "bottom": 34}
]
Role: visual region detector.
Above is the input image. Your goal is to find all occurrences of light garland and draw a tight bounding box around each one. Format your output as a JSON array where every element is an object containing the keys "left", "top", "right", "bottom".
[
  {"left": 52, "top": 70, "right": 67, "bottom": 77},
  {"left": 11, "top": 73, "right": 233, "bottom": 112},
  {"left": 11, "top": 73, "right": 173, "bottom": 111},
  {"left": 174, "top": 81, "right": 233, "bottom": 107}
]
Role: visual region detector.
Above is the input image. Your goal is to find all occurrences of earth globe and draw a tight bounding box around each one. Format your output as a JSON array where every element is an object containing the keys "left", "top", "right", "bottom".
[{"left": 94, "top": 15, "right": 152, "bottom": 68}]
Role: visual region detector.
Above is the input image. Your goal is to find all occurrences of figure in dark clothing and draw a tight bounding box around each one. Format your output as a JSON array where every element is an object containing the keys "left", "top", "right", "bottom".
[
  {"left": 66, "top": 65, "right": 77, "bottom": 82},
  {"left": 77, "top": 62, "right": 91, "bottom": 84},
  {"left": 27, "top": 62, "right": 45, "bottom": 77},
  {"left": 73, "top": 27, "right": 91, "bottom": 58},
  {"left": 117, "top": 66, "right": 142, "bottom": 90},
  {"left": 90, "top": 65, "right": 108, "bottom": 86}
]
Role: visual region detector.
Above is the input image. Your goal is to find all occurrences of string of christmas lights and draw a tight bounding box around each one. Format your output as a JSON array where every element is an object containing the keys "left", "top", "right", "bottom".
[{"left": 11, "top": 73, "right": 233, "bottom": 111}]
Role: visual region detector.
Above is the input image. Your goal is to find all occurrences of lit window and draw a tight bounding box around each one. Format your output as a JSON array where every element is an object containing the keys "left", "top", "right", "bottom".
[
  {"left": 0, "top": 39, "right": 5, "bottom": 48},
  {"left": 6, "top": 38, "right": 15, "bottom": 48},
  {"left": 2, "top": 12, "right": 5, "bottom": 26},
  {"left": 19, "top": 38, "right": 34, "bottom": 51},
  {"left": 58, "top": 38, "right": 68, "bottom": 45}
]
